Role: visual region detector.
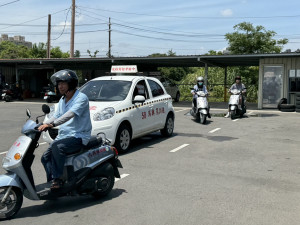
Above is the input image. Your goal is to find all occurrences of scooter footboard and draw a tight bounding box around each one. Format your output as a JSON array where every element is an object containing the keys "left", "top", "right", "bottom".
[{"left": 0, "top": 173, "right": 23, "bottom": 190}]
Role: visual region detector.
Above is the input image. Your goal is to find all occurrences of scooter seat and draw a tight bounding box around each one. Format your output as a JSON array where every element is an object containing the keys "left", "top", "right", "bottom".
[
  {"left": 65, "top": 136, "right": 103, "bottom": 156},
  {"left": 83, "top": 136, "right": 103, "bottom": 149}
]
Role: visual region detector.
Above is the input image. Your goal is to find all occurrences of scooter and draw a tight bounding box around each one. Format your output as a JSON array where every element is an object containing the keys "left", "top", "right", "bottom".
[
  {"left": 1, "top": 83, "right": 23, "bottom": 102},
  {"left": 0, "top": 104, "right": 122, "bottom": 220},
  {"left": 228, "top": 89, "right": 246, "bottom": 119},
  {"left": 190, "top": 90, "right": 210, "bottom": 124},
  {"left": 44, "top": 86, "right": 60, "bottom": 103}
]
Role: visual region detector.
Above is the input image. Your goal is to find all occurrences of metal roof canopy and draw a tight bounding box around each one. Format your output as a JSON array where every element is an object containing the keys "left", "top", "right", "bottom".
[{"left": 0, "top": 53, "right": 299, "bottom": 69}]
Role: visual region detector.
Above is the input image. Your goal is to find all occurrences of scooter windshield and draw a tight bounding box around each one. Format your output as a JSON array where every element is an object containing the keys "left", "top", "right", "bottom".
[{"left": 21, "top": 120, "right": 37, "bottom": 134}]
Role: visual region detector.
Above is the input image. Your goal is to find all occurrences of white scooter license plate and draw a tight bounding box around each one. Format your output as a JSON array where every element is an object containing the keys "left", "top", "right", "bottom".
[
  {"left": 43, "top": 96, "right": 48, "bottom": 100},
  {"left": 1, "top": 93, "right": 5, "bottom": 97}
]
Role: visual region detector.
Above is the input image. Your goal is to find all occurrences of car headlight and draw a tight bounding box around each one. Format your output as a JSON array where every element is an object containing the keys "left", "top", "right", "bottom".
[
  {"left": 46, "top": 105, "right": 55, "bottom": 119},
  {"left": 93, "top": 107, "right": 115, "bottom": 121}
]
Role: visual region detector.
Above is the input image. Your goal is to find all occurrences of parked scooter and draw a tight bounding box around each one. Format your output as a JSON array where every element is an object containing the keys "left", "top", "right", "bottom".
[
  {"left": 190, "top": 90, "right": 210, "bottom": 124},
  {"left": 228, "top": 89, "right": 246, "bottom": 119},
  {"left": 0, "top": 105, "right": 122, "bottom": 220},
  {"left": 43, "top": 85, "right": 60, "bottom": 103},
  {"left": 1, "top": 83, "right": 23, "bottom": 102}
]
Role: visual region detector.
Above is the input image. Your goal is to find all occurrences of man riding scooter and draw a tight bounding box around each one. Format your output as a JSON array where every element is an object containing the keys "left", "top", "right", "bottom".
[
  {"left": 224, "top": 76, "right": 247, "bottom": 118},
  {"left": 38, "top": 69, "right": 92, "bottom": 190},
  {"left": 191, "top": 76, "right": 211, "bottom": 118}
]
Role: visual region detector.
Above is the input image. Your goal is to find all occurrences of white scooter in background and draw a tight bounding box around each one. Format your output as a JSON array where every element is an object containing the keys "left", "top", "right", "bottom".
[
  {"left": 228, "top": 89, "right": 246, "bottom": 119},
  {"left": 190, "top": 90, "right": 210, "bottom": 124}
]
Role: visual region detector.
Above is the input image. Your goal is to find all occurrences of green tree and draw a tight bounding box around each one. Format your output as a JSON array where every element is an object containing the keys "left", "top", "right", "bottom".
[
  {"left": 0, "top": 41, "right": 30, "bottom": 59},
  {"left": 87, "top": 49, "right": 99, "bottom": 58},
  {"left": 148, "top": 50, "right": 195, "bottom": 82},
  {"left": 74, "top": 50, "right": 81, "bottom": 58},
  {"left": 51, "top": 46, "right": 69, "bottom": 58},
  {"left": 225, "top": 22, "right": 288, "bottom": 54},
  {"left": 30, "top": 43, "right": 47, "bottom": 58}
]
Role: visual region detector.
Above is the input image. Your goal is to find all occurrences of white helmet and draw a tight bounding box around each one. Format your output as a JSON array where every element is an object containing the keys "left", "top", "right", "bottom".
[{"left": 197, "top": 76, "right": 204, "bottom": 82}]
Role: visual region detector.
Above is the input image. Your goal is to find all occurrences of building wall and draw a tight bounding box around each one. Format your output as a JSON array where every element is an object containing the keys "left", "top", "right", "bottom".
[{"left": 259, "top": 57, "right": 300, "bottom": 109}]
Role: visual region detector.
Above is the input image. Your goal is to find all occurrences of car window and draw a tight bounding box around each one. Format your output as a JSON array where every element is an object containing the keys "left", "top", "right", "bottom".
[
  {"left": 132, "top": 80, "right": 149, "bottom": 100},
  {"left": 80, "top": 80, "right": 132, "bottom": 101},
  {"left": 148, "top": 80, "right": 165, "bottom": 97}
]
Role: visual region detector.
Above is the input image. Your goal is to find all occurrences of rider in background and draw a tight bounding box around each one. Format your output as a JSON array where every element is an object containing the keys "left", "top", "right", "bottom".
[
  {"left": 191, "top": 76, "right": 211, "bottom": 118},
  {"left": 224, "top": 76, "right": 247, "bottom": 118}
]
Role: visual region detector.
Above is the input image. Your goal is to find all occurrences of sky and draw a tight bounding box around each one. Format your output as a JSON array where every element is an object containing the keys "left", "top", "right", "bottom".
[{"left": 0, "top": 0, "right": 299, "bottom": 57}]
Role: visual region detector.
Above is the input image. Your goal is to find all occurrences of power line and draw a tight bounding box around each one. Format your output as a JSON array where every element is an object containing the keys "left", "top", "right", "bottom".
[
  {"left": 0, "top": 0, "right": 20, "bottom": 7},
  {"left": 52, "top": 7, "right": 71, "bottom": 41},
  {"left": 77, "top": 5, "right": 300, "bottom": 19},
  {"left": 0, "top": 8, "right": 69, "bottom": 31}
]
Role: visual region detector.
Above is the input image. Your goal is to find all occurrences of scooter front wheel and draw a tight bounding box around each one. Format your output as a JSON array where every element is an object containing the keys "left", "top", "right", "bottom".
[
  {"left": 0, "top": 186, "right": 23, "bottom": 221},
  {"left": 230, "top": 111, "right": 236, "bottom": 120},
  {"left": 199, "top": 113, "right": 207, "bottom": 124}
]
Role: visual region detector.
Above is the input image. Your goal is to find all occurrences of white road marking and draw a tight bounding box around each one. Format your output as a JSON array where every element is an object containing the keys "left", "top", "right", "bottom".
[
  {"left": 40, "top": 142, "right": 47, "bottom": 145},
  {"left": 115, "top": 173, "right": 130, "bottom": 182},
  {"left": 175, "top": 108, "right": 189, "bottom": 113},
  {"left": 247, "top": 111, "right": 253, "bottom": 115},
  {"left": 209, "top": 128, "right": 221, "bottom": 133},
  {"left": 170, "top": 144, "right": 189, "bottom": 153},
  {"left": 232, "top": 119, "right": 239, "bottom": 122},
  {"left": 0, "top": 151, "right": 7, "bottom": 155}
]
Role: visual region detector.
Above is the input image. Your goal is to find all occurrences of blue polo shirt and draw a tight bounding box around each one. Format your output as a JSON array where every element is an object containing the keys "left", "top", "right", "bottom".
[{"left": 54, "top": 90, "right": 92, "bottom": 145}]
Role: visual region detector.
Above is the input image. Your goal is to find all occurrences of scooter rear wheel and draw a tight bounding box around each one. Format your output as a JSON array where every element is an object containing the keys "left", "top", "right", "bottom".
[
  {"left": 91, "top": 163, "right": 115, "bottom": 199},
  {"left": 0, "top": 187, "right": 23, "bottom": 221}
]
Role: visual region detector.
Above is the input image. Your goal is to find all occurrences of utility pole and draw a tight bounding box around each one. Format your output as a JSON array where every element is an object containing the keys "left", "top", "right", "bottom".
[
  {"left": 47, "top": 14, "right": 51, "bottom": 58},
  {"left": 108, "top": 17, "right": 111, "bottom": 58},
  {"left": 70, "top": 0, "right": 75, "bottom": 58}
]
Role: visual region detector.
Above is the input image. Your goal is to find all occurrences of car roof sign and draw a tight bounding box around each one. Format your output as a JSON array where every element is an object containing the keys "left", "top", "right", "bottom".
[{"left": 111, "top": 65, "right": 138, "bottom": 73}]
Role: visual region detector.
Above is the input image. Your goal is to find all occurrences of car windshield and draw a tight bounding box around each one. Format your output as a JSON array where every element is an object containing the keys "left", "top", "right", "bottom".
[{"left": 79, "top": 80, "right": 132, "bottom": 101}]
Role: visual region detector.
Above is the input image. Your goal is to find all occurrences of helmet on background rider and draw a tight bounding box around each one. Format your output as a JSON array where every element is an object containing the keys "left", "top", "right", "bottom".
[
  {"left": 197, "top": 76, "right": 204, "bottom": 88},
  {"left": 50, "top": 69, "right": 78, "bottom": 91},
  {"left": 235, "top": 76, "right": 241, "bottom": 81}
]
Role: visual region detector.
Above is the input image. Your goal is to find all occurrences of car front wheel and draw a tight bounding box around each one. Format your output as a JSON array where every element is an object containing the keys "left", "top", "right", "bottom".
[{"left": 114, "top": 124, "right": 131, "bottom": 153}]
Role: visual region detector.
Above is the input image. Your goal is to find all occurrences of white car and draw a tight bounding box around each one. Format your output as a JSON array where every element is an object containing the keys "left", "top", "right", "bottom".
[{"left": 43, "top": 75, "right": 175, "bottom": 153}]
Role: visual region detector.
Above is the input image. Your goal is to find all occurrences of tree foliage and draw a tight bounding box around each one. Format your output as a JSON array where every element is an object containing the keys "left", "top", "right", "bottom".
[
  {"left": 225, "top": 22, "right": 288, "bottom": 54},
  {"left": 0, "top": 41, "right": 72, "bottom": 59},
  {"left": 148, "top": 50, "right": 195, "bottom": 82}
]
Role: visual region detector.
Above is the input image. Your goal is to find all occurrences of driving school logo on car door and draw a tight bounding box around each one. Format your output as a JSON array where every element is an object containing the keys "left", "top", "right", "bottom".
[{"left": 142, "top": 107, "right": 165, "bottom": 119}]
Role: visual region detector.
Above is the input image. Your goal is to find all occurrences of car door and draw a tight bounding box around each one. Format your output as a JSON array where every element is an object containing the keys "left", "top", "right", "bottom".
[
  {"left": 146, "top": 78, "right": 168, "bottom": 129},
  {"left": 130, "top": 79, "right": 155, "bottom": 136}
]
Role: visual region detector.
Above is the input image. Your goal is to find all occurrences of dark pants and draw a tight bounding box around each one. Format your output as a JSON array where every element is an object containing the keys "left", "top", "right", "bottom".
[{"left": 41, "top": 137, "right": 83, "bottom": 181}]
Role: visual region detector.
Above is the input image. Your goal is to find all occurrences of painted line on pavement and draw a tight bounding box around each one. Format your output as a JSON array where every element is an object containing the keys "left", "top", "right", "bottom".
[
  {"left": 209, "top": 128, "right": 221, "bottom": 133},
  {"left": 170, "top": 144, "right": 189, "bottom": 153},
  {"left": 115, "top": 173, "right": 130, "bottom": 182},
  {"left": 175, "top": 108, "right": 189, "bottom": 113},
  {"left": 247, "top": 111, "right": 253, "bottom": 115},
  {"left": 232, "top": 119, "right": 239, "bottom": 122},
  {"left": 0, "top": 151, "right": 7, "bottom": 155},
  {"left": 40, "top": 142, "right": 47, "bottom": 145}
]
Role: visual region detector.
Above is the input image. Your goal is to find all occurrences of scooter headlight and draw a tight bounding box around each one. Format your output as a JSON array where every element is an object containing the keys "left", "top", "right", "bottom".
[{"left": 93, "top": 107, "right": 115, "bottom": 121}]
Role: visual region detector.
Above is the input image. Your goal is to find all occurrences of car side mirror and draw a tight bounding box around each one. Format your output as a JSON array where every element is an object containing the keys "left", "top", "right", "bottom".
[{"left": 132, "top": 95, "right": 145, "bottom": 104}]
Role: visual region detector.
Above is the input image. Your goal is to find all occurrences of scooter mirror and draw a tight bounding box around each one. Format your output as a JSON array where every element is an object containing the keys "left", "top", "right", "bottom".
[
  {"left": 42, "top": 104, "right": 50, "bottom": 114},
  {"left": 26, "top": 109, "right": 31, "bottom": 118}
]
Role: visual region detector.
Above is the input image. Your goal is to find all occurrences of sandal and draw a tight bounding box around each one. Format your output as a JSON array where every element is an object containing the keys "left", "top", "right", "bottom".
[{"left": 51, "top": 179, "right": 64, "bottom": 190}]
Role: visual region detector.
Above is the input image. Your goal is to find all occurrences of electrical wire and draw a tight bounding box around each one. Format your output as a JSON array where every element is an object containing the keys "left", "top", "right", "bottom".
[
  {"left": 77, "top": 5, "right": 300, "bottom": 19},
  {"left": 51, "top": 7, "right": 71, "bottom": 41},
  {"left": 0, "top": 0, "right": 20, "bottom": 7}
]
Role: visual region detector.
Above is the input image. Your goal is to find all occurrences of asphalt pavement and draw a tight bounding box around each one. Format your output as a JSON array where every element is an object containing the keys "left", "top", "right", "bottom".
[{"left": 0, "top": 100, "right": 299, "bottom": 225}]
